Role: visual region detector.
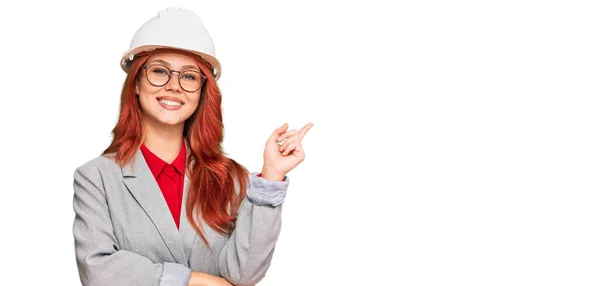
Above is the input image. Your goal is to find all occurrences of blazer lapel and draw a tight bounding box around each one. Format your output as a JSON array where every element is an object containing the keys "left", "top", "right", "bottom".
[
  {"left": 121, "top": 149, "right": 188, "bottom": 266},
  {"left": 179, "top": 175, "right": 199, "bottom": 261}
]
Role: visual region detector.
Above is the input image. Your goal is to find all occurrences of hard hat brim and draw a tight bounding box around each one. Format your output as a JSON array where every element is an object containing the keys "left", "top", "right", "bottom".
[{"left": 120, "top": 45, "right": 221, "bottom": 80}]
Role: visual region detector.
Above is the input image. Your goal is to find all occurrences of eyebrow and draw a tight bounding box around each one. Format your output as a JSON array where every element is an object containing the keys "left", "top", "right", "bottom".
[{"left": 149, "top": 59, "right": 200, "bottom": 71}]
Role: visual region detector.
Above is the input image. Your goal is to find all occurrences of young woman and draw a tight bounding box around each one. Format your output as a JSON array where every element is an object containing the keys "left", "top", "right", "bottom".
[{"left": 72, "top": 7, "right": 312, "bottom": 286}]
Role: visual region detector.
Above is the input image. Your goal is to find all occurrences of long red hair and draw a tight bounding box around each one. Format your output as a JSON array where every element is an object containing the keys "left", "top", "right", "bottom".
[{"left": 103, "top": 51, "right": 249, "bottom": 246}]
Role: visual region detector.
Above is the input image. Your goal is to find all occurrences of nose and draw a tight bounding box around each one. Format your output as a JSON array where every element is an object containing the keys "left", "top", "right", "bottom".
[{"left": 165, "top": 71, "right": 182, "bottom": 92}]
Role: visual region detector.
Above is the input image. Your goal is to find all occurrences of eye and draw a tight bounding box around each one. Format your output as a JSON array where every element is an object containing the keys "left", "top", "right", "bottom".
[
  {"left": 181, "top": 71, "right": 200, "bottom": 81},
  {"left": 148, "top": 66, "right": 169, "bottom": 76},
  {"left": 183, "top": 74, "right": 196, "bottom": 80}
]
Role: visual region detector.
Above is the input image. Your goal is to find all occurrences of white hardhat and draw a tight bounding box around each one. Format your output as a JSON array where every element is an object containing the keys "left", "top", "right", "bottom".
[{"left": 120, "top": 7, "right": 221, "bottom": 80}]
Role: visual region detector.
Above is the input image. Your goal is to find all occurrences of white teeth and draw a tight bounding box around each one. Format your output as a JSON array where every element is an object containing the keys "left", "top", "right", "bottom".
[{"left": 159, "top": 99, "right": 182, "bottom": 106}]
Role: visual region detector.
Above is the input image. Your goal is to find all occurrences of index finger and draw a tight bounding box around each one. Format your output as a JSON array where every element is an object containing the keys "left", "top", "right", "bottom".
[{"left": 297, "top": 122, "right": 313, "bottom": 139}]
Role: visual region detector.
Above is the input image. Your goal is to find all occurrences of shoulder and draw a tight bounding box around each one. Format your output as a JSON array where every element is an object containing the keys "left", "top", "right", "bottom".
[{"left": 73, "top": 153, "right": 120, "bottom": 177}]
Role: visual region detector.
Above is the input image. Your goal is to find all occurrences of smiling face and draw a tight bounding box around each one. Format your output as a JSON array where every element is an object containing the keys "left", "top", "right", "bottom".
[{"left": 135, "top": 51, "right": 204, "bottom": 130}]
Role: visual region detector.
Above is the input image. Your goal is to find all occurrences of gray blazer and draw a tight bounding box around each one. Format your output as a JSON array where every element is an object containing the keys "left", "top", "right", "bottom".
[{"left": 72, "top": 148, "right": 290, "bottom": 286}]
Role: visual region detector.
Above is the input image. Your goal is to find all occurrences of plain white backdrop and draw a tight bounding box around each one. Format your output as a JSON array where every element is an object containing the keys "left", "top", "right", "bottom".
[{"left": 1, "top": 0, "right": 599, "bottom": 285}]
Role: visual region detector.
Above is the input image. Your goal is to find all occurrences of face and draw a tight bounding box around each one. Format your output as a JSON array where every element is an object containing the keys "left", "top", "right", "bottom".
[{"left": 136, "top": 51, "right": 203, "bottom": 129}]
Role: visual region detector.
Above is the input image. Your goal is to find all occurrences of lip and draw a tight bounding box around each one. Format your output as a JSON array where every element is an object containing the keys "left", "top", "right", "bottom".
[
  {"left": 156, "top": 96, "right": 184, "bottom": 104},
  {"left": 156, "top": 96, "right": 184, "bottom": 110}
]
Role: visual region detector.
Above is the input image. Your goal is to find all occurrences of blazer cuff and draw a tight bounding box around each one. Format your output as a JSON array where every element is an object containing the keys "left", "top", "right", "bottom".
[
  {"left": 247, "top": 172, "right": 290, "bottom": 206},
  {"left": 160, "top": 262, "right": 192, "bottom": 286}
]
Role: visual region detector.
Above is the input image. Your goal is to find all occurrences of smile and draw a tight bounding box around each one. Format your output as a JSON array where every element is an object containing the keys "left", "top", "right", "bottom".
[
  {"left": 156, "top": 97, "right": 184, "bottom": 110},
  {"left": 158, "top": 99, "right": 182, "bottom": 106}
]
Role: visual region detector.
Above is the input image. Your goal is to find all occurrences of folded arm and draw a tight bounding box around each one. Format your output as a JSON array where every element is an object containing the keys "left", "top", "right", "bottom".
[
  {"left": 217, "top": 172, "right": 290, "bottom": 286},
  {"left": 73, "top": 164, "right": 196, "bottom": 286}
]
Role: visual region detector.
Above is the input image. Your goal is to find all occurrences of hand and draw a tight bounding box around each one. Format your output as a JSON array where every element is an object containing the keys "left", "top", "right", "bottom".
[
  {"left": 262, "top": 122, "right": 313, "bottom": 181},
  {"left": 188, "top": 271, "right": 233, "bottom": 286},
  {"left": 211, "top": 277, "right": 233, "bottom": 286},
  {"left": 204, "top": 277, "right": 232, "bottom": 286}
]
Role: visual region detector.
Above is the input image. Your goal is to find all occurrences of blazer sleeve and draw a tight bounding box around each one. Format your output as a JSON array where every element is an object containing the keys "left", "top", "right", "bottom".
[
  {"left": 72, "top": 162, "right": 191, "bottom": 286},
  {"left": 217, "top": 172, "right": 290, "bottom": 286}
]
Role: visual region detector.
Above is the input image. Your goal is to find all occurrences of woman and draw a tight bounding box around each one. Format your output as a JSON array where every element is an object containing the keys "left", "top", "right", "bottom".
[{"left": 72, "top": 7, "right": 312, "bottom": 286}]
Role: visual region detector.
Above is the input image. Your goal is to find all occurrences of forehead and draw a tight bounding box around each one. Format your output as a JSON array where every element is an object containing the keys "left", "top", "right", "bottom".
[{"left": 146, "top": 51, "right": 199, "bottom": 68}]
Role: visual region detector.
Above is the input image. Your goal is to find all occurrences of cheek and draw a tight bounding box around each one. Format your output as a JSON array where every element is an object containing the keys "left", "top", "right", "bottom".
[
  {"left": 137, "top": 81, "right": 156, "bottom": 95},
  {"left": 187, "top": 94, "right": 202, "bottom": 110},
  {"left": 137, "top": 83, "right": 162, "bottom": 104},
  {"left": 138, "top": 96, "right": 154, "bottom": 114},
  {"left": 137, "top": 86, "right": 160, "bottom": 111}
]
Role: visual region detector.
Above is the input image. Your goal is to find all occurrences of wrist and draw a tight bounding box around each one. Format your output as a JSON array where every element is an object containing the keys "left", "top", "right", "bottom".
[{"left": 260, "top": 168, "right": 284, "bottom": 181}]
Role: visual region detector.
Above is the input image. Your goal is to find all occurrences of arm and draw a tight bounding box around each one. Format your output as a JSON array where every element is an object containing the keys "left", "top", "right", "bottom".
[
  {"left": 215, "top": 122, "right": 309, "bottom": 285},
  {"left": 217, "top": 172, "right": 290, "bottom": 286},
  {"left": 73, "top": 163, "right": 193, "bottom": 286}
]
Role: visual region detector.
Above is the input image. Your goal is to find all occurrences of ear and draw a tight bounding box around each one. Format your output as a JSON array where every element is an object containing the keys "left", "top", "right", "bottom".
[{"left": 135, "top": 81, "right": 140, "bottom": 95}]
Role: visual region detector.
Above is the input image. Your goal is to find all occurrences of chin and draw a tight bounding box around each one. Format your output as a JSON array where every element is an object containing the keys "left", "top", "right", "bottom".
[
  {"left": 144, "top": 108, "right": 193, "bottom": 128},
  {"left": 160, "top": 118, "right": 186, "bottom": 126}
]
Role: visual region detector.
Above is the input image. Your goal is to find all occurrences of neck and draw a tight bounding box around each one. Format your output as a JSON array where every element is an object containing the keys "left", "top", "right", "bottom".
[{"left": 142, "top": 121, "right": 184, "bottom": 164}]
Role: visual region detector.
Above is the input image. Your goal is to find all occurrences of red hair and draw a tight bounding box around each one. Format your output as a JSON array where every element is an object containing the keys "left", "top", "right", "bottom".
[{"left": 103, "top": 51, "right": 249, "bottom": 246}]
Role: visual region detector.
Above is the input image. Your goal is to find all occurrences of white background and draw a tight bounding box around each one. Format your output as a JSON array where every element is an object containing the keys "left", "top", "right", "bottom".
[{"left": 1, "top": 0, "right": 599, "bottom": 285}]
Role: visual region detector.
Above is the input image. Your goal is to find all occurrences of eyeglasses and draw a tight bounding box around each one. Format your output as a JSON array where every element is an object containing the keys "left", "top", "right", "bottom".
[{"left": 142, "top": 64, "right": 206, "bottom": 92}]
